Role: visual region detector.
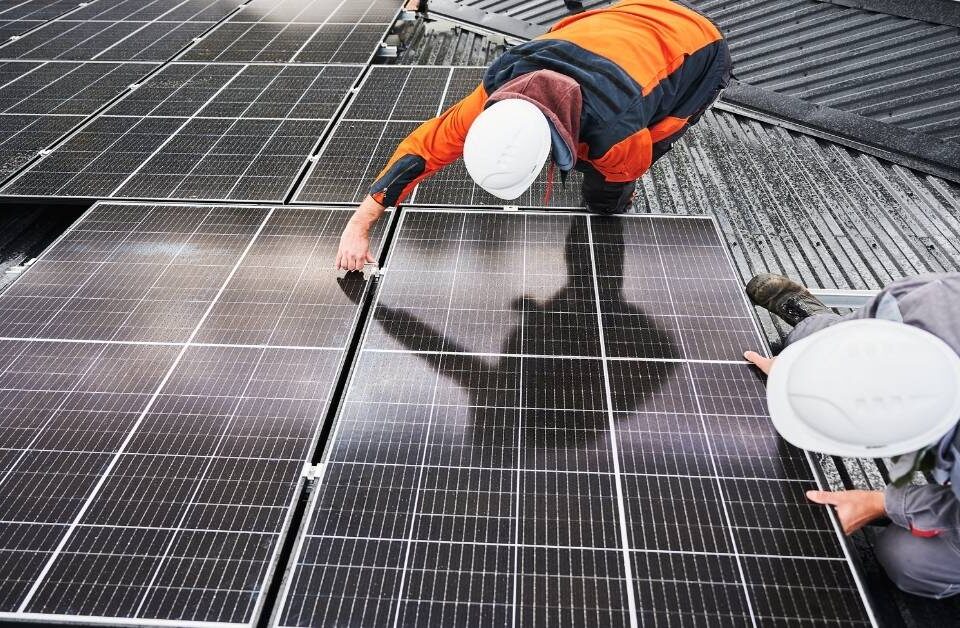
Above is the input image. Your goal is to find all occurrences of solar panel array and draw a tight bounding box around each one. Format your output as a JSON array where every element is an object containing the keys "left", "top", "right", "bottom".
[
  {"left": 273, "top": 209, "right": 874, "bottom": 627},
  {"left": 292, "top": 65, "right": 584, "bottom": 208},
  {"left": 0, "top": 0, "right": 401, "bottom": 200},
  {"left": 0, "top": 201, "right": 389, "bottom": 625},
  {"left": 0, "top": 0, "right": 878, "bottom": 625}
]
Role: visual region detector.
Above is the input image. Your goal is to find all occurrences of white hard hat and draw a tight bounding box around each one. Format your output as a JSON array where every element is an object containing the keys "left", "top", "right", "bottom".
[
  {"left": 767, "top": 319, "right": 960, "bottom": 458},
  {"left": 463, "top": 99, "right": 551, "bottom": 200}
]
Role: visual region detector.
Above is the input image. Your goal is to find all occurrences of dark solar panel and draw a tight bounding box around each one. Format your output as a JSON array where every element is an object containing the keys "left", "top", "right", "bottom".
[
  {"left": 0, "top": 0, "right": 87, "bottom": 22},
  {"left": 180, "top": 0, "right": 397, "bottom": 63},
  {"left": 0, "top": 19, "right": 213, "bottom": 61},
  {"left": 0, "top": 60, "right": 159, "bottom": 182},
  {"left": 0, "top": 60, "right": 155, "bottom": 114},
  {"left": 1, "top": 62, "right": 364, "bottom": 201},
  {"left": 274, "top": 209, "right": 873, "bottom": 627},
  {"left": 0, "top": 113, "right": 82, "bottom": 180},
  {"left": 0, "top": 201, "right": 390, "bottom": 625},
  {"left": 294, "top": 66, "right": 584, "bottom": 208}
]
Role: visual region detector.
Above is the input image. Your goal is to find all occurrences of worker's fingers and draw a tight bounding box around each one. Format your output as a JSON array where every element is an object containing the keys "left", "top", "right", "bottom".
[
  {"left": 335, "top": 251, "right": 344, "bottom": 270},
  {"left": 743, "top": 350, "right": 774, "bottom": 375},
  {"left": 806, "top": 490, "right": 840, "bottom": 506}
]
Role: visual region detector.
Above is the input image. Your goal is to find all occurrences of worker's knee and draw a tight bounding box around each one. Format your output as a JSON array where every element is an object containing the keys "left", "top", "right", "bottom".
[
  {"left": 875, "top": 526, "right": 960, "bottom": 599},
  {"left": 581, "top": 178, "right": 635, "bottom": 214}
]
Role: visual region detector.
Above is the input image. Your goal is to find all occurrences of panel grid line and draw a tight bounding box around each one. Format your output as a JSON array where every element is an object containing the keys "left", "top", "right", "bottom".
[
  {"left": 586, "top": 215, "right": 639, "bottom": 628},
  {"left": 711, "top": 221, "right": 880, "bottom": 625},
  {"left": 646, "top": 215, "right": 760, "bottom": 627},
  {"left": 129, "top": 209, "right": 339, "bottom": 617},
  {"left": 0, "top": 205, "right": 217, "bottom": 489},
  {"left": 15, "top": 206, "right": 277, "bottom": 612},
  {"left": 389, "top": 211, "right": 469, "bottom": 628}
]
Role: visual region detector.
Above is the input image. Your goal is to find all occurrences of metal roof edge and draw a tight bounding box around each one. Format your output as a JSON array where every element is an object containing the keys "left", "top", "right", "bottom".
[
  {"left": 814, "top": 0, "right": 960, "bottom": 28},
  {"left": 718, "top": 80, "right": 960, "bottom": 185},
  {"left": 425, "top": 0, "right": 548, "bottom": 40}
]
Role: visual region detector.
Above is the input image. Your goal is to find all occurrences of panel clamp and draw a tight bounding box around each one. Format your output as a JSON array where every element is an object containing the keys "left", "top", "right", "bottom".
[
  {"left": 503, "top": 205, "right": 519, "bottom": 212},
  {"left": 335, "top": 262, "right": 381, "bottom": 281},
  {"left": 303, "top": 462, "right": 326, "bottom": 482},
  {"left": 38, "top": 149, "right": 52, "bottom": 157}
]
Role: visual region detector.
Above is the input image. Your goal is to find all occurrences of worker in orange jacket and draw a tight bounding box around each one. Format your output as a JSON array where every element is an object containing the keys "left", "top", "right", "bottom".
[{"left": 336, "top": 0, "right": 731, "bottom": 271}]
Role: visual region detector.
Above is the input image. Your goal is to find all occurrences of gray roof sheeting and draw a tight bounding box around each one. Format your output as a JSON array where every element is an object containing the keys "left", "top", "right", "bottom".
[
  {"left": 445, "top": 0, "right": 960, "bottom": 145},
  {"left": 702, "top": 0, "right": 960, "bottom": 143}
]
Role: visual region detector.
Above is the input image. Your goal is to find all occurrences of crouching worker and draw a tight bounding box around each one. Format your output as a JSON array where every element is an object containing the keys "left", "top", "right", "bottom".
[
  {"left": 744, "top": 272, "right": 960, "bottom": 599},
  {"left": 336, "top": 0, "right": 732, "bottom": 271}
]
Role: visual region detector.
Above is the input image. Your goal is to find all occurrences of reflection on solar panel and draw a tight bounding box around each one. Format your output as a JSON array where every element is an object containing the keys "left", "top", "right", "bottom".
[
  {"left": 1, "top": 62, "right": 364, "bottom": 200},
  {"left": 274, "top": 208, "right": 873, "bottom": 627},
  {"left": 180, "top": 0, "right": 398, "bottom": 63},
  {"left": 293, "top": 65, "right": 583, "bottom": 207},
  {"left": 0, "top": 201, "right": 389, "bottom": 625}
]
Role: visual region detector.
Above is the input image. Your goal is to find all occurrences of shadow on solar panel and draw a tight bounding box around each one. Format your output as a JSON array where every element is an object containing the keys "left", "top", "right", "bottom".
[{"left": 368, "top": 218, "right": 682, "bottom": 435}]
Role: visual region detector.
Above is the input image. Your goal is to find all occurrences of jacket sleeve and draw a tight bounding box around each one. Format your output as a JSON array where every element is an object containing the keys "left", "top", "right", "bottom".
[
  {"left": 590, "top": 127, "right": 653, "bottom": 183},
  {"left": 885, "top": 484, "right": 960, "bottom": 539},
  {"left": 368, "top": 84, "right": 488, "bottom": 207}
]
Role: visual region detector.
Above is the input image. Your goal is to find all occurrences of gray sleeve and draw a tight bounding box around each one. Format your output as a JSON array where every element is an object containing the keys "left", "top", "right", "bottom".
[
  {"left": 885, "top": 484, "right": 960, "bottom": 538},
  {"left": 787, "top": 273, "right": 960, "bottom": 347}
]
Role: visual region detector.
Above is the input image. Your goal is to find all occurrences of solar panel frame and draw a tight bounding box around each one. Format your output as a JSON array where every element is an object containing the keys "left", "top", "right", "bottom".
[
  {"left": 0, "top": 200, "right": 395, "bottom": 627},
  {"left": 272, "top": 206, "right": 876, "bottom": 628}
]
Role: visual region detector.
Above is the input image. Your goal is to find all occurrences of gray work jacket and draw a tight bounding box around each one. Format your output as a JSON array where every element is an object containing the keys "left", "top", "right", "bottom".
[{"left": 789, "top": 273, "right": 960, "bottom": 546}]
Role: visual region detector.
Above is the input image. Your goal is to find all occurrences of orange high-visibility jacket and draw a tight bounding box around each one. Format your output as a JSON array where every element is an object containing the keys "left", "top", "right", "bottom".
[{"left": 369, "top": 0, "right": 728, "bottom": 207}]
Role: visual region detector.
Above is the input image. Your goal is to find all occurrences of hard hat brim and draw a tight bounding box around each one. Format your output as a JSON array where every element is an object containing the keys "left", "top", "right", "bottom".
[{"left": 766, "top": 319, "right": 960, "bottom": 458}]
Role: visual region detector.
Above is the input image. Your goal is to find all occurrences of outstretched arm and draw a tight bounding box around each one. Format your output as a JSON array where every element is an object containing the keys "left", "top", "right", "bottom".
[{"left": 335, "top": 84, "right": 488, "bottom": 271}]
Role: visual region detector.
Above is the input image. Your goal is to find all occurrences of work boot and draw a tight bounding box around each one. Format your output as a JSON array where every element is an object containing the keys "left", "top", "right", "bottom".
[{"left": 746, "top": 273, "right": 831, "bottom": 327}]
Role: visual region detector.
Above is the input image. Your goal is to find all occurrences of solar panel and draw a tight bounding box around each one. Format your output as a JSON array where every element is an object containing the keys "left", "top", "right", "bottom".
[
  {"left": 0, "top": 0, "right": 87, "bottom": 41},
  {"left": 0, "top": 19, "right": 215, "bottom": 61},
  {"left": 292, "top": 66, "right": 582, "bottom": 208},
  {"left": 179, "top": 0, "right": 399, "bottom": 63},
  {"left": 0, "top": 0, "right": 247, "bottom": 61},
  {"left": 0, "top": 201, "right": 391, "bottom": 626},
  {"left": 273, "top": 208, "right": 874, "bottom": 627},
  {"left": 0, "top": 0, "right": 87, "bottom": 22},
  {"left": 1, "top": 62, "right": 364, "bottom": 201},
  {"left": 0, "top": 60, "right": 156, "bottom": 114},
  {"left": 0, "top": 60, "right": 158, "bottom": 181}
]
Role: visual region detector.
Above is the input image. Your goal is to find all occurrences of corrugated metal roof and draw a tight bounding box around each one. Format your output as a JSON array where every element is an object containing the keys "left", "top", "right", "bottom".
[
  {"left": 444, "top": 0, "right": 960, "bottom": 144},
  {"left": 447, "top": 0, "right": 607, "bottom": 25},
  {"left": 635, "top": 108, "right": 960, "bottom": 344},
  {"left": 699, "top": 0, "right": 960, "bottom": 144}
]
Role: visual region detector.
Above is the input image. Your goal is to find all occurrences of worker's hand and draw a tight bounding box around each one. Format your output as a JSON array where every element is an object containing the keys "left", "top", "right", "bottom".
[
  {"left": 336, "top": 221, "right": 375, "bottom": 272},
  {"left": 743, "top": 350, "right": 775, "bottom": 375},
  {"left": 806, "top": 490, "right": 886, "bottom": 535},
  {"left": 336, "top": 196, "right": 386, "bottom": 272}
]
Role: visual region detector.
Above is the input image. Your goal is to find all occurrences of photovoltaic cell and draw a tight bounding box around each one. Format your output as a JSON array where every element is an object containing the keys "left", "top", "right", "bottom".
[
  {"left": 1, "top": 62, "right": 364, "bottom": 201},
  {"left": 0, "top": 201, "right": 390, "bottom": 626},
  {"left": 274, "top": 209, "right": 873, "bottom": 627},
  {"left": 293, "top": 66, "right": 583, "bottom": 207}
]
